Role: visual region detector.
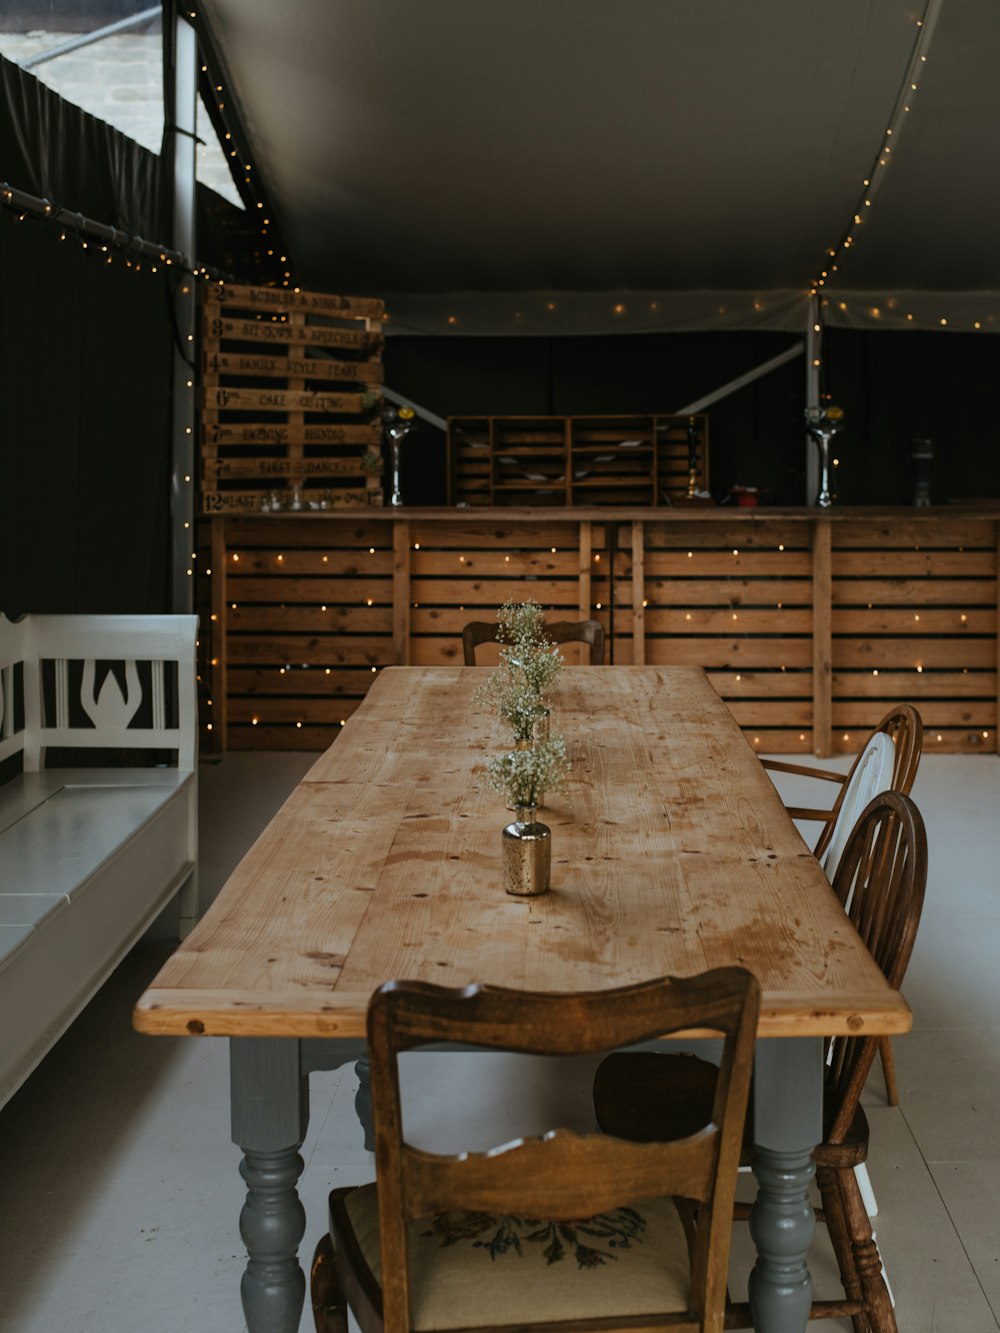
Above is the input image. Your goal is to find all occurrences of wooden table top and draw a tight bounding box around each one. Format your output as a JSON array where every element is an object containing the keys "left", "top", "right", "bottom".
[{"left": 134, "top": 666, "right": 911, "bottom": 1041}]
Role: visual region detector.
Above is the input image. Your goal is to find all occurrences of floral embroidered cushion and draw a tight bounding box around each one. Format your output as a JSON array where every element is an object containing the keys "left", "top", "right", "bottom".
[{"left": 343, "top": 1186, "right": 691, "bottom": 1328}]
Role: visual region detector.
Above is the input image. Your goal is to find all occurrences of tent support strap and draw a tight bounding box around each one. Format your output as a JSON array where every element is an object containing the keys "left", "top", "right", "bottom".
[{"left": 674, "top": 341, "right": 804, "bottom": 416}]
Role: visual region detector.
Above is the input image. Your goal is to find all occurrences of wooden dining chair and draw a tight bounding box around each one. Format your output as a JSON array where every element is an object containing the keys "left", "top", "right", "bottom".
[
  {"left": 762, "top": 703, "right": 923, "bottom": 1106},
  {"left": 593, "top": 790, "right": 927, "bottom": 1333},
  {"left": 462, "top": 618, "right": 606, "bottom": 665},
  {"left": 311, "top": 968, "right": 760, "bottom": 1333}
]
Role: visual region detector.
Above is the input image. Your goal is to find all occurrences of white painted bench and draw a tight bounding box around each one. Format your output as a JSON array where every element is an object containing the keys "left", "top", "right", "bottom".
[{"left": 0, "top": 613, "right": 198, "bottom": 1108}]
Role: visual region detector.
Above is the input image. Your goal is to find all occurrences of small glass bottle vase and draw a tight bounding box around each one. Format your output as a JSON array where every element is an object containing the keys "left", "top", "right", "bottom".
[{"left": 502, "top": 806, "right": 551, "bottom": 896}]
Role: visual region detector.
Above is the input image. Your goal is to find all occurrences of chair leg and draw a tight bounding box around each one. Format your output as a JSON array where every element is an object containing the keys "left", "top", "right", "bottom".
[
  {"left": 816, "top": 1165, "right": 866, "bottom": 1331},
  {"left": 311, "top": 1234, "right": 348, "bottom": 1333},
  {"left": 879, "top": 1036, "right": 900, "bottom": 1107},
  {"left": 840, "top": 1164, "right": 898, "bottom": 1333}
]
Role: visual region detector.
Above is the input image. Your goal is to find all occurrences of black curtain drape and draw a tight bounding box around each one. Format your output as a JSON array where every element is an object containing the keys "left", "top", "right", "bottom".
[{"left": 0, "top": 53, "right": 256, "bottom": 614}]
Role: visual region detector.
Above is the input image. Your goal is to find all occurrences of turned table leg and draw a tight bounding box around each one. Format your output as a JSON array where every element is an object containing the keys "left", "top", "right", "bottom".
[
  {"left": 231, "top": 1038, "right": 309, "bottom": 1333},
  {"left": 748, "top": 1037, "right": 823, "bottom": 1332}
]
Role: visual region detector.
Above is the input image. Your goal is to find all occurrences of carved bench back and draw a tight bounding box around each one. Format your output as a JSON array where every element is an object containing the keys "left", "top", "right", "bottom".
[{"left": 0, "top": 614, "right": 197, "bottom": 773}]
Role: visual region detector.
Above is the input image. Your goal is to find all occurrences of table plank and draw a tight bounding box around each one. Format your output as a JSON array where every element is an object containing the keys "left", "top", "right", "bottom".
[{"left": 135, "top": 667, "right": 910, "bottom": 1039}]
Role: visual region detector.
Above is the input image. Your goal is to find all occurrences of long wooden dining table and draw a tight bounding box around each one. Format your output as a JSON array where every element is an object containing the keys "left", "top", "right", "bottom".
[{"left": 134, "top": 665, "right": 912, "bottom": 1333}]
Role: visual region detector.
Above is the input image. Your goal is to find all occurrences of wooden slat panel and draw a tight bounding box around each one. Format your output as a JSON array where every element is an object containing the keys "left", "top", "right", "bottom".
[
  {"left": 725, "top": 700, "right": 814, "bottom": 727},
  {"left": 227, "top": 635, "right": 392, "bottom": 666},
  {"left": 203, "top": 316, "right": 373, "bottom": 349},
  {"left": 832, "top": 701, "right": 996, "bottom": 728},
  {"left": 643, "top": 639, "right": 813, "bottom": 668},
  {"left": 228, "top": 667, "right": 381, "bottom": 696},
  {"left": 231, "top": 697, "right": 374, "bottom": 725},
  {"left": 637, "top": 578, "right": 814, "bottom": 607},
  {"left": 707, "top": 670, "right": 814, "bottom": 698},
  {"left": 205, "top": 423, "right": 380, "bottom": 447},
  {"left": 203, "top": 489, "right": 372, "bottom": 514},
  {"left": 206, "top": 350, "right": 383, "bottom": 384},
  {"left": 645, "top": 551, "right": 813, "bottom": 576},
  {"left": 409, "top": 522, "right": 583, "bottom": 548},
  {"left": 832, "top": 519, "right": 994, "bottom": 548},
  {"left": 206, "top": 283, "right": 384, "bottom": 319},
  {"left": 831, "top": 578, "right": 996, "bottom": 606},
  {"left": 833, "top": 550, "right": 994, "bottom": 577},
  {"left": 228, "top": 576, "right": 392, "bottom": 600},
  {"left": 832, "top": 670, "right": 996, "bottom": 698},
  {"left": 203, "top": 386, "right": 366, "bottom": 415},
  {"left": 642, "top": 521, "right": 810, "bottom": 549},
  {"left": 832, "top": 639, "right": 996, "bottom": 669},
  {"left": 409, "top": 578, "right": 580, "bottom": 605},
  {"left": 642, "top": 608, "right": 812, "bottom": 634},
  {"left": 205, "top": 458, "right": 366, "bottom": 481},
  {"left": 228, "top": 721, "right": 352, "bottom": 751},
  {"left": 225, "top": 519, "right": 392, "bottom": 547},
  {"left": 832, "top": 608, "right": 995, "bottom": 634},
  {"left": 228, "top": 607, "right": 393, "bottom": 633}
]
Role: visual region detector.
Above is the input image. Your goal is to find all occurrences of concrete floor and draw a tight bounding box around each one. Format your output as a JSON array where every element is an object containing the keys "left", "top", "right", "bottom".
[{"left": 1, "top": 751, "right": 999, "bottom": 1332}]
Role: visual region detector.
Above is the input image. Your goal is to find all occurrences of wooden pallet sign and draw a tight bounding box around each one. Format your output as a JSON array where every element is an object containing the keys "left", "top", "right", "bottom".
[{"left": 200, "top": 283, "right": 386, "bottom": 514}]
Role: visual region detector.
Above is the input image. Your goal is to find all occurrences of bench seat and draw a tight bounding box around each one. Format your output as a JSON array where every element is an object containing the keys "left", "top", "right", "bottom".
[{"left": 0, "top": 614, "right": 198, "bottom": 1107}]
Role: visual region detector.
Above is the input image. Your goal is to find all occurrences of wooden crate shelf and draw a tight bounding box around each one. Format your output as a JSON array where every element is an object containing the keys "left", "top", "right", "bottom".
[
  {"left": 201, "top": 508, "right": 1000, "bottom": 757},
  {"left": 448, "top": 414, "right": 708, "bottom": 507},
  {"left": 200, "top": 283, "right": 385, "bottom": 514}
]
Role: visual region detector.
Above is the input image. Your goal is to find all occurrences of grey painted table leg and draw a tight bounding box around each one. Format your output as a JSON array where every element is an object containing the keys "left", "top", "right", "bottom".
[
  {"left": 748, "top": 1037, "right": 824, "bottom": 1332},
  {"left": 231, "top": 1038, "right": 309, "bottom": 1333}
]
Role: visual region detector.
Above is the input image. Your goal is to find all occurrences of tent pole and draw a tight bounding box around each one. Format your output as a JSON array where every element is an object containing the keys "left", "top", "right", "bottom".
[
  {"left": 804, "top": 296, "right": 821, "bottom": 504},
  {"left": 169, "top": 8, "right": 198, "bottom": 613}
]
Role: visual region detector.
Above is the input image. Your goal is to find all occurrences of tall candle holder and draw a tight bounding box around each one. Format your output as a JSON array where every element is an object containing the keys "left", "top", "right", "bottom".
[
  {"left": 382, "top": 405, "right": 417, "bottom": 507},
  {"left": 805, "top": 404, "right": 844, "bottom": 508}
]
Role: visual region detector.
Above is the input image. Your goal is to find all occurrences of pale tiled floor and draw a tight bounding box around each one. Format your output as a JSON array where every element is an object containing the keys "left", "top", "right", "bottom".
[{"left": 1, "top": 751, "right": 999, "bottom": 1332}]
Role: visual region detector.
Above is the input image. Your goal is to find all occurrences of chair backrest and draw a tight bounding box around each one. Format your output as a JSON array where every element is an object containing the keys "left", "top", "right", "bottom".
[
  {"left": 367, "top": 969, "right": 760, "bottom": 1332},
  {"left": 813, "top": 704, "right": 923, "bottom": 863},
  {"left": 819, "top": 732, "right": 894, "bottom": 882},
  {"left": 462, "top": 618, "right": 606, "bottom": 666},
  {"left": 825, "top": 790, "right": 927, "bottom": 1144}
]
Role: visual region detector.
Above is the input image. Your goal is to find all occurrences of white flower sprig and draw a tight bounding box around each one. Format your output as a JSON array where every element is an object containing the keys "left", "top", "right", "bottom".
[
  {"left": 487, "top": 737, "right": 570, "bottom": 812},
  {"left": 497, "top": 598, "right": 547, "bottom": 649}
]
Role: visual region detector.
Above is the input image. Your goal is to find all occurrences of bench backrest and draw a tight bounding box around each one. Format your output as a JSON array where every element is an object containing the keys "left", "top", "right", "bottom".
[{"left": 0, "top": 614, "right": 197, "bottom": 772}]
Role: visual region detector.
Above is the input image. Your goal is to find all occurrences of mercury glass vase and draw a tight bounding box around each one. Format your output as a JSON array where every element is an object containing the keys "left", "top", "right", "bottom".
[{"left": 502, "top": 806, "right": 551, "bottom": 896}]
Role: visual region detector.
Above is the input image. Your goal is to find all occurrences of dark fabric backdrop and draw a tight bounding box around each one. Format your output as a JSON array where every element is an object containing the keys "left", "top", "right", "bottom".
[
  {"left": 0, "top": 207, "right": 174, "bottom": 614},
  {"left": 383, "top": 329, "right": 1000, "bottom": 508},
  {"left": 0, "top": 53, "right": 258, "bottom": 615}
]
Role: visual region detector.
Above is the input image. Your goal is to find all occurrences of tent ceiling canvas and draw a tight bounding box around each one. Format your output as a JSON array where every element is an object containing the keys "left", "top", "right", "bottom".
[{"left": 199, "top": 0, "right": 1000, "bottom": 334}]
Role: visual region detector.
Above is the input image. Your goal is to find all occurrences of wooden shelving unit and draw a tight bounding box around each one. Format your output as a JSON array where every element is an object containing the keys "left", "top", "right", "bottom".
[{"left": 448, "top": 413, "right": 708, "bottom": 506}]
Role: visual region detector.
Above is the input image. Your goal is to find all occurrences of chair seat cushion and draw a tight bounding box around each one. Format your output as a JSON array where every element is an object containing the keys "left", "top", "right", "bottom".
[{"left": 334, "top": 1184, "right": 690, "bottom": 1330}]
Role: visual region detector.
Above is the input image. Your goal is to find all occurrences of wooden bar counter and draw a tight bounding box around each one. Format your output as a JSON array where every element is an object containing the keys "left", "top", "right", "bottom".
[{"left": 199, "top": 506, "right": 1000, "bottom": 758}]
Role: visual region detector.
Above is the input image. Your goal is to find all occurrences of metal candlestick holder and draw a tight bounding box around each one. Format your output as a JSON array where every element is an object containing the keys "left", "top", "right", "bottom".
[
  {"left": 382, "top": 405, "right": 417, "bottom": 507},
  {"left": 805, "top": 404, "right": 844, "bottom": 509}
]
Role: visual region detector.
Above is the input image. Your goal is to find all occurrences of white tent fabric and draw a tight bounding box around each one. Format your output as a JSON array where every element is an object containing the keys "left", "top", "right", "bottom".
[{"left": 199, "top": 0, "right": 1000, "bottom": 334}]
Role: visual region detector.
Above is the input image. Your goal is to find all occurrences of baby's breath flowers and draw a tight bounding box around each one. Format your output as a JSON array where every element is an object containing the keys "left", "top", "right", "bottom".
[
  {"left": 497, "top": 598, "right": 547, "bottom": 648},
  {"left": 487, "top": 737, "right": 570, "bottom": 812},
  {"left": 473, "top": 599, "right": 563, "bottom": 743}
]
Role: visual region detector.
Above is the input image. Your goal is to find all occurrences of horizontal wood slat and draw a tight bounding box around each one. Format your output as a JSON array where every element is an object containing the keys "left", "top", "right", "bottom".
[{"left": 202, "top": 511, "right": 1000, "bottom": 754}]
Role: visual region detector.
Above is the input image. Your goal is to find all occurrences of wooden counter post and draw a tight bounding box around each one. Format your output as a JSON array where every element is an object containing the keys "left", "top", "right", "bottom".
[
  {"left": 631, "top": 519, "right": 646, "bottom": 665},
  {"left": 211, "top": 517, "right": 229, "bottom": 748},
  {"left": 578, "top": 521, "right": 593, "bottom": 617},
  {"left": 812, "top": 517, "right": 832, "bottom": 757},
  {"left": 393, "top": 522, "right": 411, "bottom": 664}
]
